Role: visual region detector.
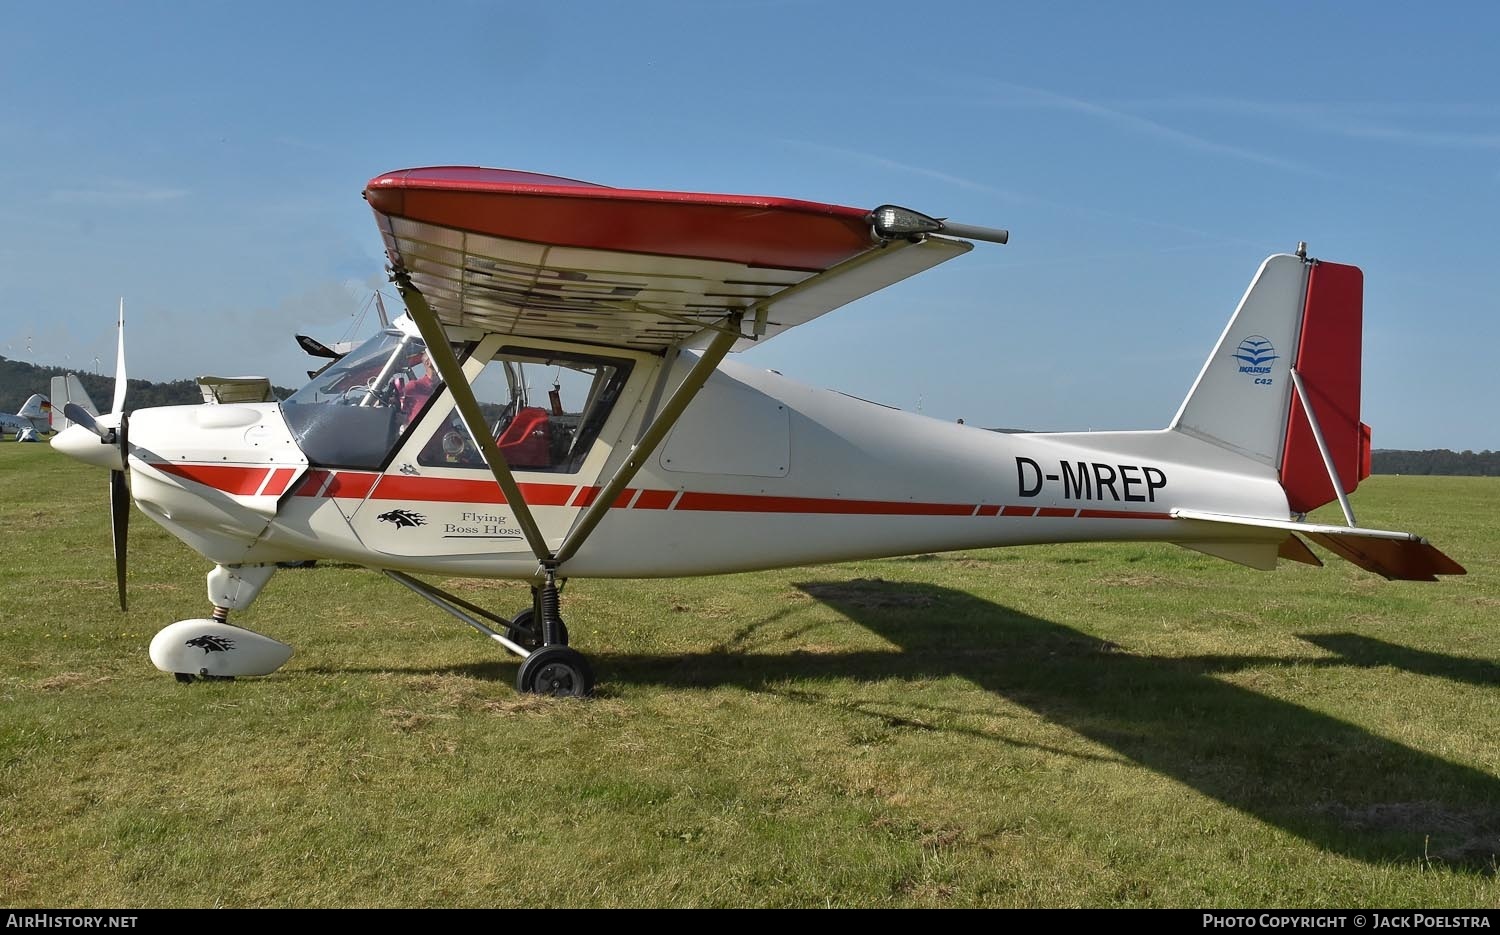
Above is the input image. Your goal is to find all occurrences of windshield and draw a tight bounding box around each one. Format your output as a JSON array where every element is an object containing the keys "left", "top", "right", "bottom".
[{"left": 281, "top": 329, "right": 445, "bottom": 469}]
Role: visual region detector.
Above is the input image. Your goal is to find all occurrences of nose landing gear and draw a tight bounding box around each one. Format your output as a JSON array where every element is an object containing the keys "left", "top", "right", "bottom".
[{"left": 150, "top": 608, "right": 294, "bottom": 683}]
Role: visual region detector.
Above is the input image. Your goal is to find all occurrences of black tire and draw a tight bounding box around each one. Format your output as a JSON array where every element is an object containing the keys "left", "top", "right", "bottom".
[
  {"left": 516, "top": 646, "right": 594, "bottom": 697},
  {"left": 506, "top": 608, "right": 537, "bottom": 649},
  {"left": 506, "top": 608, "right": 566, "bottom": 649}
]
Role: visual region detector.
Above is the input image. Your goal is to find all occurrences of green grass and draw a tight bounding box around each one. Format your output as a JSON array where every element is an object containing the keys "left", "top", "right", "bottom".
[{"left": 1, "top": 442, "right": 1496, "bottom": 907}]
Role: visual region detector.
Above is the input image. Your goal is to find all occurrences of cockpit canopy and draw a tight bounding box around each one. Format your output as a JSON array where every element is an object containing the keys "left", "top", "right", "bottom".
[
  {"left": 279, "top": 325, "right": 634, "bottom": 474},
  {"left": 281, "top": 328, "right": 442, "bottom": 469}
]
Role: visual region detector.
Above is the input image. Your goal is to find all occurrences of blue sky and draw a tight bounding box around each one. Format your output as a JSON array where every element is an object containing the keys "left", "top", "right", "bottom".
[{"left": 3, "top": 1, "right": 1496, "bottom": 449}]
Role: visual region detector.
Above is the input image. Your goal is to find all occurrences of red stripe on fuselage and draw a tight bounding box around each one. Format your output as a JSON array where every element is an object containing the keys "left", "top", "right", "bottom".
[
  {"left": 273, "top": 469, "right": 1175, "bottom": 522},
  {"left": 675, "top": 492, "right": 975, "bottom": 516},
  {"left": 634, "top": 489, "right": 677, "bottom": 510},
  {"left": 292, "top": 470, "right": 332, "bottom": 496},
  {"left": 370, "top": 475, "right": 577, "bottom": 506},
  {"left": 261, "top": 468, "right": 296, "bottom": 497},
  {"left": 324, "top": 471, "right": 378, "bottom": 499},
  {"left": 1077, "top": 509, "right": 1172, "bottom": 521},
  {"left": 155, "top": 464, "right": 270, "bottom": 495},
  {"left": 571, "top": 486, "right": 637, "bottom": 508}
]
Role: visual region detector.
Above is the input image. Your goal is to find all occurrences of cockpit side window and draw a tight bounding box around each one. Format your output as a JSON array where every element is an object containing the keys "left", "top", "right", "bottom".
[{"left": 417, "top": 347, "right": 632, "bottom": 474}]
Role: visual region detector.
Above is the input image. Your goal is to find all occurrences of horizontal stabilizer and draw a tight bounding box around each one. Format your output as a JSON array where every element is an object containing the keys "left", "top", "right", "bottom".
[
  {"left": 1172, "top": 509, "right": 1464, "bottom": 581},
  {"left": 1175, "top": 532, "right": 1325, "bottom": 570},
  {"left": 1278, "top": 534, "right": 1323, "bottom": 567},
  {"left": 1301, "top": 532, "right": 1465, "bottom": 582},
  {"left": 1176, "top": 539, "right": 1281, "bottom": 571}
]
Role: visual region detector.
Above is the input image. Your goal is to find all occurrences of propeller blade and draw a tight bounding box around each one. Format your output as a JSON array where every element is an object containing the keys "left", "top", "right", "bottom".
[
  {"left": 111, "top": 298, "right": 127, "bottom": 415},
  {"left": 109, "top": 411, "right": 130, "bottom": 612},
  {"left": 64, "top": 403, "right": 102, "bottom": 436},
  {"left": 110, "top": 470, "right": 129, "bottom": 611}
]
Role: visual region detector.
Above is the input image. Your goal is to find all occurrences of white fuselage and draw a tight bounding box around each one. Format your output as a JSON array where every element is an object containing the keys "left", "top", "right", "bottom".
[{"left": 118, "top": 342, "right": 1290, "bottom": 581}]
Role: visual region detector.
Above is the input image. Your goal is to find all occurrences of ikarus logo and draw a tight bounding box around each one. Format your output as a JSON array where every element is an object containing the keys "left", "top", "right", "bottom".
[{"left": 1233, "top": 336, "right": 1278, "bottom": 385}]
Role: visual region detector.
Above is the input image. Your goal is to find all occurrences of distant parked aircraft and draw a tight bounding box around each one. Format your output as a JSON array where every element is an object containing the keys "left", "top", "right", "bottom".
[{"left": 1, "top": 394, "right": 51, "bottom": 438}]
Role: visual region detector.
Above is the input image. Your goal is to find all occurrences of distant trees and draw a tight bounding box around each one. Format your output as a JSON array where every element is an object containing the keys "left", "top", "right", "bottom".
[
  {"left": 1372, "top": 449, "right": 1500, "bottom": 476},
  {"left": 0, "top": 356, "right": 296, "bottom": 412}
]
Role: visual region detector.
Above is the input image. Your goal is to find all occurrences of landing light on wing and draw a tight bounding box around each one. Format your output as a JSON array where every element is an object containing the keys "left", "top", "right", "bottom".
[{"left": 870, "top": 204, "right": 1010, "bottom": 245}]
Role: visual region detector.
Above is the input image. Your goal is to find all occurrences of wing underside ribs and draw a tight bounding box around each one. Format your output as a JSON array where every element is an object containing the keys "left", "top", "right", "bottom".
[{"left": 365, "top": 168, "right": 973, "bottom": 353}]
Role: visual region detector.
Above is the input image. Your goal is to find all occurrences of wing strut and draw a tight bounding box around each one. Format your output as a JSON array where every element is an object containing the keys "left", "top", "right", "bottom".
[
  {"left": 394, "top": 270, "right": 554, "bottom": 565},
  {"left": 395, "top": 268, "right": 742, "bottom": 573},
  {"left": 553, "top": 318, "right": 741, "bottom": 567}
]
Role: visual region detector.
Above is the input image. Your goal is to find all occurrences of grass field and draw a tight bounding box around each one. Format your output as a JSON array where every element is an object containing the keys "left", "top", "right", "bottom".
[{"left": 0, "top": 441, "right": 1496, "bottom": 907}]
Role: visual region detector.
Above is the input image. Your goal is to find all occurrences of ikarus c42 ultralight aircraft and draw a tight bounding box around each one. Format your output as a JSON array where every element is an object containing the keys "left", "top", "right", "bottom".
[{"left": 53, "top": 167, "right": 1465, "bottom": 696}]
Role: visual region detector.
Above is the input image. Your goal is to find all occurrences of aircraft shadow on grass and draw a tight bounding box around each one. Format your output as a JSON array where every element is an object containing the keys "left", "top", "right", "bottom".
[
  {"left": 785, "top": 580, "right": 1500, "bottom": 871},
  {"left": 1297, "top": 633, "right": 1500, "bottom": 688},
  {"left": 370, "top": 578, "right": 1500, "bottom": 870}
]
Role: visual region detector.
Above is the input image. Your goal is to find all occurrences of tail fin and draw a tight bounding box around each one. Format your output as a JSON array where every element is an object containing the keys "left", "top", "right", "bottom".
[
  {"left": 1170, "top": 252, "right": 1368, "bottom": 514},
  {"left": 17, "top": 393, "right": 49, "bottom": 419},
  {"left": 49, "top": 374, "right": 100, "bottom": 432},
  {"left": 17, "top": 394, "right": 51, "bottom": 433},
  {"left": 1164, "top": 252, "right": 1462, "bottom": 579}
]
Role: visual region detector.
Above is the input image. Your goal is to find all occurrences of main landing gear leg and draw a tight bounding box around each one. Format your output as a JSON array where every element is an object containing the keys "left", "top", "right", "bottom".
[
  {"left": 515, "top": 569, "right": 594, "bottom": 698},
  {"left": 384, "top": 570, "right": 594, "bottom": 698}
]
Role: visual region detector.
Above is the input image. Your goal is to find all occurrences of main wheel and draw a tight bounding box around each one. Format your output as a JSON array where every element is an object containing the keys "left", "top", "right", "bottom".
[
  {"left": 516, "top": 646, "right": 594, "bottom": 697},
  {"left": 506, "top": 608, "right": 566, "bottom": 649}
]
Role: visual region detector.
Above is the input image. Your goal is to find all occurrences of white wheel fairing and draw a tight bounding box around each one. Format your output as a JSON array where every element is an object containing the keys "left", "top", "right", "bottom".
[{"left": 149, "top": 620, "right": 293, "bottom": 678}]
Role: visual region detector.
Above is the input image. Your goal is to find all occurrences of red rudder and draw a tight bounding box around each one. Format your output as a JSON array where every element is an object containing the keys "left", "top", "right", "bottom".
[{"left": 1280, "top": 262, "right": 1364, "bottom": 514}]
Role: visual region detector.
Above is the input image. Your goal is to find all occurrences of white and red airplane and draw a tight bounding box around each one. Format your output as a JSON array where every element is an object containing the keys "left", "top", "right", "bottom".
[{"left": 53, "top": 167, "right": 1464, "bottom": 696}]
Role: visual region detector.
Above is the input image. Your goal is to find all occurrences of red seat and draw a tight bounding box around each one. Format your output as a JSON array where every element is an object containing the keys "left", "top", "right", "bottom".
[{"left": 495, "top": 407, "right": 551, "bottom": 468}]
